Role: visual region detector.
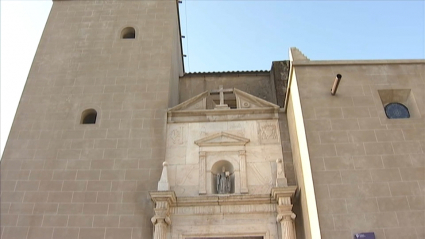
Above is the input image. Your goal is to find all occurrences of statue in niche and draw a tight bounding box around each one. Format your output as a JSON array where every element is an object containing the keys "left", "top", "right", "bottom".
[{"left": 216, "top": 166, "right": 231, "bottom": 194}]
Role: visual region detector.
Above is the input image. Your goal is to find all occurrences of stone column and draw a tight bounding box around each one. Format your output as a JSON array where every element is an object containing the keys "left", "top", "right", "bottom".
[
  {"left": 150, "top": 191, "right": 176, "bottom": 239},
  {"left": 277, "top": 211, "right": 296, "bottom": 239},
  {"left": 272, "top": 187, "right": 297, "bottom": 239}
]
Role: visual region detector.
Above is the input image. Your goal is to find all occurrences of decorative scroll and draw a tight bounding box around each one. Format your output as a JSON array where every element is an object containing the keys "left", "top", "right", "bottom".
[{"left": 277, "top": 212, "right": 296, "bottom": 239}]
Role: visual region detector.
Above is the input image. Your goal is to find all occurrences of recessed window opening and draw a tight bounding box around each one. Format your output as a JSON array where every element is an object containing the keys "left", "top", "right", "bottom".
[
  {"left": 384, "top": 102, "right": 410, "bottom": 119},
  {"left": 213, "top": 99, "right": 237, "bottom": 109},
  {"left": 81, "top": 109, "right": 97, "bottom": 124},
  {"left": 121, "top": 27, "right": 135, "bottom": 39}
]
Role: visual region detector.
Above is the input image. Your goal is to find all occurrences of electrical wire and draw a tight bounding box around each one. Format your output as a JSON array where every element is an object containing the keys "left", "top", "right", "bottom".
[{"left": 184, "top": 0, "right": 190, "bottom": 72}]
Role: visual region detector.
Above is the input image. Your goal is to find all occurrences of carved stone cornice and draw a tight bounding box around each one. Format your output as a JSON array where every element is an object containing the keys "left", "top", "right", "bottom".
[
  {"left": 194, "top": 132, "right": 250, "bottom": 147},
  {"left": 168, "top": 108, "right": 279, "bottom": 123},
  {"left": 271, "top": 186, "right": 297, "bottom": 203},
  {"left": 150, "top": 191, "right": 177, "bottom": 206}
]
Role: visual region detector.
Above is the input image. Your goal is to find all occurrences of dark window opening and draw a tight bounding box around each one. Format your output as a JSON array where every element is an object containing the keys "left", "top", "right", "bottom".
[
  {"left": 212, "top": 99, "right": 237, "bottom": 109},
  {"left": 121, "top": 27, "right": 135, "bottom": 39},
  {"left": 81, "top": 109, "right": 97, "bottom": 124},
  {"left": 385, "top": 102, "right": 410, "bottom": 119}
]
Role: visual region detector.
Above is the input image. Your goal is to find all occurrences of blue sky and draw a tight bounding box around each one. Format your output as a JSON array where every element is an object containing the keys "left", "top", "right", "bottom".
[
  {"left": 180, "top": 1, "right": 424, "bottom": 71},
  {"left": 1, "top": 1, "right": 424, "bottom": 156}
]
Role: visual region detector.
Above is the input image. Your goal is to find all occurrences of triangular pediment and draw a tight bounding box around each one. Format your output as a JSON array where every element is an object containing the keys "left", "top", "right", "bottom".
[
  {"left": 169, "top": 91, "right": 208, "bottom": 112},
  {"left": 169, "top": 88, "right": 278, "bottom": 112},
  {"left": 194, "top": 132, "right": 250, "bottom": 146},
  {"left": 233, "top": 88, "right": 279, "bottom": 109},
  {"left": 167, "top": 88, "right": 279, "bottom": 123}
]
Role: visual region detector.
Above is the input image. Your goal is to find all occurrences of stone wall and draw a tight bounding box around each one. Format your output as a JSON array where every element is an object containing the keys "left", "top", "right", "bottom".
[
  {"left": 0, "top": 1, "right": 182, "bottom": 239},
  {"left": 295, "top": 63, "right": 425, "bottom": 239},
  {"left": 179, "top": 72, "right": 275, "bottom": 104},
  {"left": 165, "top": 120, "right": 284, "bottom": 197},
  {"left": 178, "top": 72, "right": 297, "bottom": 188}
]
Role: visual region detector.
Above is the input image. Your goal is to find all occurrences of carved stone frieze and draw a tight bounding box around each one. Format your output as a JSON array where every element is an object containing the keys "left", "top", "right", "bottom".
[
  {"left": 171, "top": 204, "right": 276, "bottom": 215},
  {"left": 258, "top": 121, "right": 280, "bottom": 144},
  {"left": 167, "top": 124, "right": 187, "bottom": 147},
  {"left": 170, "top": 126, "right": 184, "bottom": 145}
]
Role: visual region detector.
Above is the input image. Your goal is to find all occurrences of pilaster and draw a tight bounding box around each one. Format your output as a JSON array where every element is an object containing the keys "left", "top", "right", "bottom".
[
  {"left": 150, "top": 191, "right": 177, "bottom": 239},
  {"left": 199, "top": 151, "right": 207, "bottom": 194},
  {"left": 271, "top": 187, "right": 297, "bottom": 239},
  {"left": 239, "top": 150, "right": 248, "bottom": 193}
]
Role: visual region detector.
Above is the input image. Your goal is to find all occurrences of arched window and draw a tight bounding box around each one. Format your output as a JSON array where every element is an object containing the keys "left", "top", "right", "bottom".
[
  {"left": 384, "top": 102, "right": 410, "bottom": 119},
  {"left": 121, "top": 27, "right": 135, "bottom": 39},
  {"left": 81, "top": 109, "right": 97, "bottom": 124}
]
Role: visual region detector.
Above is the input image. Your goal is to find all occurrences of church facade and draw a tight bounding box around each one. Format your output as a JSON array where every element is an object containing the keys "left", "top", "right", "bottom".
[{"left": 1, "top": 1, "right": 424, "bottom": 239}]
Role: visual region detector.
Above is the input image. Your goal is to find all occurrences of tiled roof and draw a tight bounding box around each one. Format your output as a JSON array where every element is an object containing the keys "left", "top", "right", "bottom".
[{"left": 184, "top": 70, "right": 269, "bottom": 75}]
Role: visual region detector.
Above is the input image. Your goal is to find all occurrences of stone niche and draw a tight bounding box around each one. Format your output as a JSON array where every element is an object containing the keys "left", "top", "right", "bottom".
[
  {"left": 211, "top": 160, "right": 235, "bottom": 194},
  {"left": 195, "top": 132, "right": 250, "bottom": 195}
]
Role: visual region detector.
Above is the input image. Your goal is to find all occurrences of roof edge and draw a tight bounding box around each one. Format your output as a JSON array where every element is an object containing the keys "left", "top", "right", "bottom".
[
  {"left": 293, "top": 59, "right": 425, "bottom": 66},
  {"left": 182, "top": 70, "right": 270, "bottom": 76}
]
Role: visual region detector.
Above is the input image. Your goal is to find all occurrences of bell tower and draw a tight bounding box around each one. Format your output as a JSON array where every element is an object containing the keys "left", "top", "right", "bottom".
[{"left": 1, "top": 0, "right": 183, "bottom": 238}]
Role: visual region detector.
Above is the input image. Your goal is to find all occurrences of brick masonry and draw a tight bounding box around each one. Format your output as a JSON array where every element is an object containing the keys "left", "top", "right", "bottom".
[
  {"left": 296, "top": 63, "right": 425, "bottom": 239},
  {"left": 1, "top": 1, "right": 182, "bottom": 238}
]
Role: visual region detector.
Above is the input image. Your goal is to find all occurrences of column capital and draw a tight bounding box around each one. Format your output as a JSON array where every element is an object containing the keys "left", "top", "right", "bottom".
[
  {"left": 271, "top": 186, "right": 297, "bottom": 204},
  {"left": 150, "top": 191, "right": 176, "bottom": 226},
  {"left": 277, "top": 212, "right": 296, "bottom": 223}
]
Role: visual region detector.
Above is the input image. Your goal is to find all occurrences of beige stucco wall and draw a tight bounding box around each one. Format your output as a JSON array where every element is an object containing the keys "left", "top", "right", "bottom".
[
  {"left": 0, "top": 1, "right": 182, "bottom": 239},
  {"left": 295, "top": 62, "right": 425, "bottom": 239}
]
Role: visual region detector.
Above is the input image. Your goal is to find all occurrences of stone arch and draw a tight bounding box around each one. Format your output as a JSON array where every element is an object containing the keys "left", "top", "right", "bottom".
[
  {"left": 80, "top": 108, "right": 97, "bottom": 124},
  {"left": 121, "top": 27, "right": 136, "bottom": 39}
]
